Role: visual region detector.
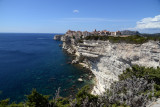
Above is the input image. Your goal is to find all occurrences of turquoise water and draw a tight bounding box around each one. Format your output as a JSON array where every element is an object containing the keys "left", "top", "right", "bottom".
[{"left": 0, "top": 33, "right": 93, "bottom": 102}]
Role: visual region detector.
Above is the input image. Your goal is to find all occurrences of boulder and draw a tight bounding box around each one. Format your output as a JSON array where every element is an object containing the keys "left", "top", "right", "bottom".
[{"left": 78, "top": 78, "right": 83, "bottom": 82}]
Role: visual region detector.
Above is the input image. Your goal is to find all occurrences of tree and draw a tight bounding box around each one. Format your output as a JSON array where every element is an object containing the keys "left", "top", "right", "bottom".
[
  {"left": 26, "top": 89, "right": 49, "bottom": 107},
  {"left": 0, "top": 98, "right": 10, "bottom": 107}
]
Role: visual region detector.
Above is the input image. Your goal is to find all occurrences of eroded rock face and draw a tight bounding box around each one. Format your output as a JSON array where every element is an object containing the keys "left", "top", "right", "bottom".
[
  {"left": 77, "top": 40, "right": 160, "bottom": 95},
  {"left": 59, "top": 36, "right": 160, "bottom": 95},
  {"left": 53, "top": 35, "right": 64, "bottom": 41},
  {"left": 61, "top": 36, "right": 77, "bottom": 54}
]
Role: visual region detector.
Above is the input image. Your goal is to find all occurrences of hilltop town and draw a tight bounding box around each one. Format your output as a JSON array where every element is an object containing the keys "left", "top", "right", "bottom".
[{"left": 66, "top": 29, "right": 137, "bottom": 38}]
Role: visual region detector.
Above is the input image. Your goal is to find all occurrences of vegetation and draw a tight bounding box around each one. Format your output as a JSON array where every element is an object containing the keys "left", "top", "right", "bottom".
[
  {"left": 102, "top": 76, "right": 154, "bottom": 107},
  {"left": 75, "top": 85, "right": 98, "bottom": 106},
  {"left": 141, "top": 33, "right": 160, "bottom": 37},
  {"left": 84, "top": 35, "right": 160, "bottom": 44},
  {"left": 1, "top": 66, "right": 160, "bottom": 107},
  {"left": 77, "top": 39, "right": 83, "bottom": 43},
  {"left": 119, "top": 65, "right": 160, "bottom": 98},
  {"left": 0, "top": 99, "right": 24, "bottom": 107},
  {"left": 145, "top": 36, "right": 160, "bottom": 41},
  {"left": 26, "top": 89, "right": 49, "bottom": 107}
]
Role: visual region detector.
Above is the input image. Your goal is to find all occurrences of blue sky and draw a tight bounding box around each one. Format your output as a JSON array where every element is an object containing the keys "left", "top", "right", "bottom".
[{"left": 0, "top": 0, "right": 160, "bottom": 33}]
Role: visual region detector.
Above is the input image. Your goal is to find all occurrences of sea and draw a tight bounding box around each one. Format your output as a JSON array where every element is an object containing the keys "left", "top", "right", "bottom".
[{"left": 0, "top": 33, "right": 94, "bottom": 102}]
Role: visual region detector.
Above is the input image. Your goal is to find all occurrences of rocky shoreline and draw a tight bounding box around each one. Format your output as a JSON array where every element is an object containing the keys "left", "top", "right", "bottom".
[{"left": 54, "top": 34, "right": 160, "bottom": 96}]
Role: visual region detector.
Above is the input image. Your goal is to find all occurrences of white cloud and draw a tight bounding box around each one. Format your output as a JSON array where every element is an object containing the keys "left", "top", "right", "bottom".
[
  {"left": 73, "top": 10, "right": 79, "bottom": 13},
  {"left": 135, "top": 15, "right": 160, "bottom": 29}
]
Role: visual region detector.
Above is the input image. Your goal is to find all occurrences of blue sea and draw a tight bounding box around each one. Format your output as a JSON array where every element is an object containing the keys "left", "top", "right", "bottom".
[{"left": 0, "top": 33, "right": 94, "bottom": 102}]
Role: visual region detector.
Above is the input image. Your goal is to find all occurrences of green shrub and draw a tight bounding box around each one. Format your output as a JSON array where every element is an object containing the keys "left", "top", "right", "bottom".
[
  {"left": 9, "top": 102, "right": 24, "bottom": 107},
  {"left": 54, "top": 98, "right": 70, "bottom": 107},
  {"left": 76, "top": 85, "right": 98, "bottom": 105},
  {"left": 0, "top": 98, "right": 10, "bottom": 107},
  {"left": 84, "top": 35, "right": 160, "bottom": 44},
  {"left": 119, "top": 65, "right": 160, "bottom": 84},
  {"left": 26, "top": 89, "right": 49, "bottom": 107},
  {"left": 119, "top": 65, "right": 160, "bottom": 98}
]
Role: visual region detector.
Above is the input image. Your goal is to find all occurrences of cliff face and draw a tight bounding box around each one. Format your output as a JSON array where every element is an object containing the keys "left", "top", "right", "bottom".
[
  {"left": 53, "top": 35, "right": 64, "bottom": 41},
  {"left": 55, "top": 35, "right": 160, "bottom": 95},
  {"left": 80, "top": 40, "right": 160, "bottom": 95}
]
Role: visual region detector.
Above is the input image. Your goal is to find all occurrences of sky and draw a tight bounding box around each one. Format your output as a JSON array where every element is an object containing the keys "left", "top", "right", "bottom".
[{"left": 0, "top": 0, "right": 160, "bottom": 33}]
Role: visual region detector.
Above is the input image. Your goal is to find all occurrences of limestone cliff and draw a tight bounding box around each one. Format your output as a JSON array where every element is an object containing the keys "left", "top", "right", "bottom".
[
  {"left": 53, "top": 35, "right": 64, "bottom": 41},
  {"left": 55, "top": 35, "right": 160, "bottom": 95},
  {"left": 81, "top": 40, "right": 160, "bottom": 95}
]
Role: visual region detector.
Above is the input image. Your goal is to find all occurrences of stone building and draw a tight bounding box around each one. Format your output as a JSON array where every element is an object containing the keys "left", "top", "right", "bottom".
[
  {"left": 110, "top": 31, "right": 121, "bottom": 36},
  {"left": 66, "top": 29, "right": 121, "bottom": 37},
  {"left": 66, "top": 30, "right": 76, "bottom": 36},
  {"left": 99, "top": 30, "right": 110, "bottom": 36},
  {"left": 82, "top": 31, "right": 91, "bottom": 38}
]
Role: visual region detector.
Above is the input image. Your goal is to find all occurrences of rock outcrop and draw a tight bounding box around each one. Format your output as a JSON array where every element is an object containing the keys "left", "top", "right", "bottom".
[
  {"left": 53, "top": 35, "right": 64, "bottom": 41},
  {"left": 55, "top": 35, "right": 160, "bottom": 95},
  {"left": 81, "top": 40, "right": 160, "bottom": 95}
]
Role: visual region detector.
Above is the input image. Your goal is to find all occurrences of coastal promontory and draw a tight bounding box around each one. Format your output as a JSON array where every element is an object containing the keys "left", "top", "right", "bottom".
[{"left": 54, "top": 30, "right": 160, "bottom": 106}]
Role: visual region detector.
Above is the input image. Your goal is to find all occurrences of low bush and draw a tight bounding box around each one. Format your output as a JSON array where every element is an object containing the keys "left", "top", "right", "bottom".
[{"left": 84, "top": 35, "right": 160, "bottom": 44}]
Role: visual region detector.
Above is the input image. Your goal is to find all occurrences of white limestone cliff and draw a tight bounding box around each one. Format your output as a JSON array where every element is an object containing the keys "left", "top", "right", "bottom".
[
  {"left": 73, "top": 40, "right": 160, "bottom": 95},
  {"left": 53, "top": 35, "right": 64, "bottom": 41},
  {"left": 57, "top": 35, "right": 160, "bottom": 95}
]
